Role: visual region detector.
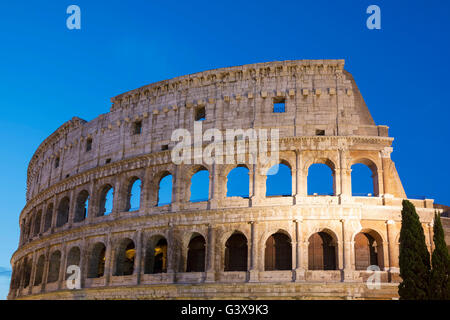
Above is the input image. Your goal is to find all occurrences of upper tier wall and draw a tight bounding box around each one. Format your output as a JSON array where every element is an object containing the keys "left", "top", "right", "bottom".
[{"left": 26, "top": 60, "right": 387, "bottom": 201}]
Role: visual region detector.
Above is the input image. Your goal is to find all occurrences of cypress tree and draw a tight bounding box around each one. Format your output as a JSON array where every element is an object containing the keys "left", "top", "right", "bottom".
[
  {"left": 429, "top": 212, "right": 450, "bottom": 299},
  {"left": 398, "top": 200, "right": 431, "bottom": 299}
]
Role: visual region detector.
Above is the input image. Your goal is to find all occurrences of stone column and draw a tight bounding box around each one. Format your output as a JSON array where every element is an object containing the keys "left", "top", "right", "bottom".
[
  {"left": 79, "top": 239, "right": 86, "bottom": 289},
  {"left": 386, "top": 220, "right": 399, "bottom": 281},
  {"left": 294, "top": 219, "right": 305, "bottom": 281},
  {"left": 135, "top": 230, "right": 143, "bottom": 285},
  {"left": 340, "top": 169, "right": 352, "bottom": 197},
  {"left": 104, "top": 236, "right": 114, "bottom": 285},
  {"left": 51, "top": 194, "right": 58, "bottom": 231},
  {"left": 28, "top": 251, "right": 38, "bottom": 295},
  {"left": 58, "top": 242, "right": 67, "bottom": 290},
  {"left": 248, "top": 221, "right": 259, "bottom": 282},
  {"left": 67, "top": 189, "right": 76, "bottom": 228},
  {"left": 209, "top": 164, "right": 219, "bottom": 209},
  {"left": 166, "top": 223, "right": 176, "bottom": 282},
  {"left": 341, "top": 219, "right": 355, "bottom": 281},
  {"left": 87, "top": 180, "right": 96, "bottom": 221},
  {"left": 41, "top": 246, "right": 51, "bottom": 292},
  {"left": 112, "top": 178, "right": 122, "bottom": 217},
  {"left": 205, "top": 224, "right": 216, "bottom": 282}
]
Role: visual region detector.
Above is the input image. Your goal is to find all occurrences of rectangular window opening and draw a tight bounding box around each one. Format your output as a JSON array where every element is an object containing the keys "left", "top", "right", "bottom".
[
  {"left": 55, "top": 157, "right": 60, "bottom": 168},
  {"left": 161, "top": 144, "right": 169, "bottom": 151},
  {"left": 86, "top": 138, "right": 92, "bottom": 152},
  {"left": 316, "top": 129, "right": 325, "bottom": 136},
  {"left": 195, "top": 106, "right": 206, "bottom": 121},
  {"left": 133, "top": 121, "right": 142, "bottom": 135},
  {"left": 273, "top": 97, "right": 286, "bottom": 113},
  {"left": 105, "top": 158, "right": 111, "bottom": 164}
]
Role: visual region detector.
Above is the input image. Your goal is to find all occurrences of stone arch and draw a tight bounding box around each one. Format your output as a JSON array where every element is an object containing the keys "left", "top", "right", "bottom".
[
  {"left": 144, "top": 234, "right": 168, "bottom": 274},
  {"left": 264, "top": 231, "right": 292, "bottom": 271},
  {"left": 226, "top": 165, "right": 250, "bottom": 198},
  {"left": 156, "top": 171, "right": 173, "bottom": 206},
  {"left": 306, "top": 158, "right": 336, "bottom": 196},
  {"left": 47, "top": 250, "right": 61, "bottom": 283},
  {"left": 353, "top": 229, "right": 384, "bottom": 270},
  {"left": 74, "top": 190, "right": 89, "bottom": 222},
  {"left": 186, "top": 233, "right": 206, "bottom": 272},
  {"left": 33, "top": 209, "right": 42, "bottom": 236},
  {"left": 43, "top": 203, "right": 53, "bottom": 232},
  {"left": 124, "top": 176, "right": 141, "bottom": 212},
  {"left": 114, "top": 238, "right": 136, "bottom": 276},
  {"left": 224, "top": 231, "right": 248, "bottom": 271},
  {"left": 56, "top": 197, "right": 70, "bottom": 228},
  {"left": 265, "top": 160, "right": 292, "bottom": 197},
  {"left": 87, "top": 242, "right": 106, "bottom": 278},
  {"left": 97, "top": 184, "right": 114, "bottom": 216},
  {"left": 350, "top": 158, "right": 380, "bottom": 196},
  {"left": 66, "top": 246, "right": 81, "bottom": 279},
  {"left": 34, "top": 254, "right": 45, "bottom": 286},
  {"left": 188, "top": 165, "right": 210, "bottom": 202},
  {"left": 307, "top": 229, "right": 338, "bottom": 270},
  {"left": 22, "top": 256, "right": 33, "bottom": 288}
]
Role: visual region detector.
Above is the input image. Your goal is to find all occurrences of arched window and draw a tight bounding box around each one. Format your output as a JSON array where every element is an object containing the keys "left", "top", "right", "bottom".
[
  {"left": 226, "top": 166, "right": 249, "bottom": 198},
  {"left": 264, "top": 232, "right": 292, "bottom": 271},
  {"left": 43, "top": 203, "right": 53, "bottom": 232},
  {"left": 308, "top": 232, "right": 337, "bottom": 270},
  {"left": 157, "top": 174, "right": 173, "bottom": 206},
  {"left": 74, "top": 190, "right": 89, "bottom": 222},
  {"left": 88, "top": 243, "right": 106, "bottom": 278},
  {"left": 34, "top": 255, "right": 45, "bottom": 286},
  {"left": 224, "top": 233, "right": 248, "bottom": 271},
  {"left": 266, "top": 163, "right": 292, "bottom": 196},
  {"left": 56, "top": 197, "right": 70, "bottom": 228},
  {"left": 47, "top": 251, "right": 61, "bottom": 283},
  {"left": 115, "top": 239, "right": 136, "bottom": 276},
  {"left": 351, "top": 160, "right": 378, "bottom": 196},
  {"left": 125, "top": 178, "right": 141, "bottom": 212},
  {"left": 66, "top": 247, "right": 81, "bottom": 275},
  {"left": 98, "top": 185, "right": 114, "bottom": 216},
  {"left": 33, "top": 210, "right": 42, "bottom": 236},
  {"left": 186, "top": 235, "right": 206, "bottom": 272},
  {"left": 307, "top": 163, "right": 334, "bottom": 196},
  {"left": 190, "top": 168, "right": 209, "bottom": 202},
  {"left": 144, "top": 236, "right": 167, "bottom": 274},
  {"left": 23, "top": 257, "right": 32, "bottom": 288},
  {"left": 354, "top": 232, "right": 383, "bottom": 270}
]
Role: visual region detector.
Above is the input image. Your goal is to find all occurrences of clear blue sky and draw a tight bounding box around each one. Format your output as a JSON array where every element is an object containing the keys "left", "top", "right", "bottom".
[{"left": 1, "top": 0, "right": 449, "bottom": 299}]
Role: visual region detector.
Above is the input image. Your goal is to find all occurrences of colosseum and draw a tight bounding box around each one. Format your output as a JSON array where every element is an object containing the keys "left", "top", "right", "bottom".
[{"left": 8, "top": 59, "right": 450, "bottom": 300}]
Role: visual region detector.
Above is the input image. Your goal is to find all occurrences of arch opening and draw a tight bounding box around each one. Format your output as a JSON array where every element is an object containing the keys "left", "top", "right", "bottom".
[
  {"left": 224, "top": 233, "right": 248, "bottom": 271},
  {"left": 264, "top": 232, "right": 292, "bottom": 271},
  {"left": 115, "top": 239, "right": 135, "bottom": 276},
  {"left": 190, "top": 168, "right": 209, "bottom": 202},
  {"left": 47, "top": 251, "right": 61, "bottom": 283},
  {"left": 351, "top": 161, "right": 378, "bottom": 196},
  {"left": 308, "top": 232, "right": 337, "bottom": 270},
  {"left": 74, "top": 190, "right": 89, "bottom": 222},
  {"left": 157, "top": 174, "right": 173, "bottom": 206},
  {"left": 354, "top": 231, "right": 384, "bottom": 270},
  {"left": 98, "top": 185, "right": 114, "bottom": 216},
  {"left": 56, "top": 197, "right": 70, "bottom": 228},
  {"left": 87, "top": 243, "right": 106, "bottom": 278},
  {"left": 144, "top": 236, "right": 167, "bottom": 274},
  {"left": 125, "top": 178, "right": 141, "bottom": 212},
  {"left": 226, "top": 166, "right": 249, "bottom": 198},
  {"left": 34, "top": 255, "right": 45, "bottom": 286},
  {"left": 186, "top": 234, "right": 206, "bottom": 272},
  {"left": 266, "top": 163, "right": 292, "bottom": 197},
  {"left": 307, "top": 163, "right": 334, "bottom": 196}
]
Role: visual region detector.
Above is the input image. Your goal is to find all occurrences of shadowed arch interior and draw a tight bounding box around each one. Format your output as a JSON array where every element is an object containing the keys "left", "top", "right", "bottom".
[
  {"left": 115, "top": 239, "right": 135, "bottom": 276},
  {"left": 224, "top": 232, "right": 248, "bottom": 271},
  {"left": 74, "top": 190, "right": 89, "bottom": 222},
  {"left": 88, "top": 243, "right": 106, "bottom": 278},
  {"left": 186, "top": 234, "right": 206, "bottom": 272},
  {"left": 308, "top": 232, "right": 337, "bottom": 270},
  {"left": 47, "top": 251, "right": 61, "bottom": 283},
  {"left": 144, "top": 236, "right": 167, "bottom": 274},
  {"left": 264, "top": 232, "right": 292, "bottom": 271},
  {"left": 56, "top": 197, "right": 70, "bottom": 227}
]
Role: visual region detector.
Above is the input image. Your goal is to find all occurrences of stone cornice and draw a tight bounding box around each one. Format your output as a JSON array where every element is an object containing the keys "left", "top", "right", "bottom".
[{"left": 110, "top": 59, "right": 346, "bottom": 111}]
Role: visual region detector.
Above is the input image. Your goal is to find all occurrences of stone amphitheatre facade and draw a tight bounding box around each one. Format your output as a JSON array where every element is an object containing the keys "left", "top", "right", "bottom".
[{"left": 8, "top": 59, "right": 450, "bottom": 300}]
